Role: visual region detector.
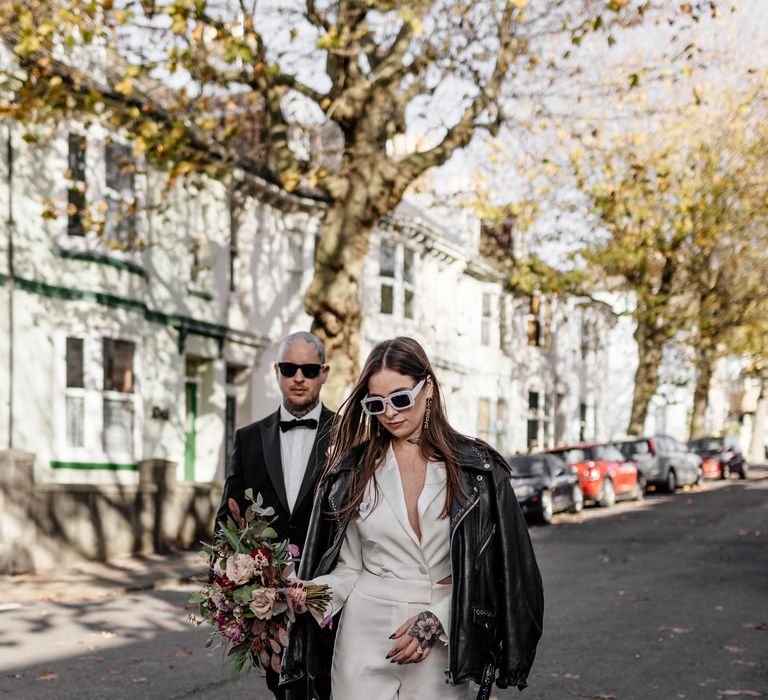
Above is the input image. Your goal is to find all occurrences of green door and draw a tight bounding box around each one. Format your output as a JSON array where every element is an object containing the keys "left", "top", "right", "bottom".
[{"left": 185, "top": 381, "right": 197, "bottom": 481}]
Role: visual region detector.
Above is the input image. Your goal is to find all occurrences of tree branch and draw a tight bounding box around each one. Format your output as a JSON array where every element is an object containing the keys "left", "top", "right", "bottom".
[{"left": 394, "top": 3, "right": 518, "bottom": 182}]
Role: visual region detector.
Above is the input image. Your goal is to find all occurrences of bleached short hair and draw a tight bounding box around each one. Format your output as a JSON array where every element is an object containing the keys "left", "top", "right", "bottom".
[{"left": 277, "top": 332, "right": 326, "bottom": 364}]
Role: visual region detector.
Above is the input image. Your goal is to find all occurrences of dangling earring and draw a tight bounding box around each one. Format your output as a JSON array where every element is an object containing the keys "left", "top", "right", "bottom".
[
  {"left": 408, "top": 396, "right": 433, "bottom": 445},
  {"left": 423, "top": 396, "right": 432, "bottom": 433}
]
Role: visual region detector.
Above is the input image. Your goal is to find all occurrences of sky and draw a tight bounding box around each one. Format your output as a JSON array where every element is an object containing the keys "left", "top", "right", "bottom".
[{"left": 420, "top": 0, "right": 768, "bottom": 268}]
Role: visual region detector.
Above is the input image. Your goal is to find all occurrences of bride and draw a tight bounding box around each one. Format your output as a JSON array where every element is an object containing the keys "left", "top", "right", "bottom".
[{"left": 282, "top": 336, "right": 543, "bottom": 700}]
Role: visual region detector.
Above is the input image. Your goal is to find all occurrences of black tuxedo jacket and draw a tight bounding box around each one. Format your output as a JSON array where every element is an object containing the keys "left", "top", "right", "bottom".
[{"left": 215, "top": 405, "right": 335, "bottom": 550}]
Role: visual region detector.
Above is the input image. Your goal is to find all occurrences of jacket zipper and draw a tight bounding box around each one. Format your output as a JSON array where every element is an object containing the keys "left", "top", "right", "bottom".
[
  {"left": 474, "top": 524, "right": 496, "bottom": 569},
  {"left": 446, "top": 492, "right": 480, "bottom": 685}
]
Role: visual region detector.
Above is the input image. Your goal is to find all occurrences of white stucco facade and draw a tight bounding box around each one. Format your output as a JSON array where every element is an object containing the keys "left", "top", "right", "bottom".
[{"left": 1, "top": 118, "right": 629, "bottom": 486}]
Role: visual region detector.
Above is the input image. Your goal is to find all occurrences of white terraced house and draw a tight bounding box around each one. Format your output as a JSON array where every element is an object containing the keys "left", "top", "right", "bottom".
[{"left": 0, "top": 118, "right": 630, "bottom": 490}]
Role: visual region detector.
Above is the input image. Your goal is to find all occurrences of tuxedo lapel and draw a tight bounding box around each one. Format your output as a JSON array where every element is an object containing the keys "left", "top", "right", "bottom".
[
  {"left": 292, "top": 406, "right": 334, "bottom": 517},
  {"left": 260, "top": 411, "right": 289, "bottom": 514}
]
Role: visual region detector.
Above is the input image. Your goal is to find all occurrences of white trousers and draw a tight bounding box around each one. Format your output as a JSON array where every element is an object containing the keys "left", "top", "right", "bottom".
[{"left": 330, "top": 572, "right": 469, "bottom": 700}]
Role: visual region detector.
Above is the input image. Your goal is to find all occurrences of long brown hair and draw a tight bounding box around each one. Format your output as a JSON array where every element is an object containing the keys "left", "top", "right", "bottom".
[{"left": 325, "top": 336, "right": 466, "bottom": 518}]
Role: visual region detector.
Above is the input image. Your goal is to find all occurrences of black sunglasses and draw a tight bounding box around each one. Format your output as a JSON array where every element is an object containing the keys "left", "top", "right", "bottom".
[{"left": 277, "top": 362, "right": 323, "bottom": 379}]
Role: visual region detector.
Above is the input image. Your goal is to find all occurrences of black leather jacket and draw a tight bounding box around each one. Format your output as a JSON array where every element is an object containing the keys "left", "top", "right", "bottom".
[{"left": 281, "top": 438, "right": 543, "bottom": 696}]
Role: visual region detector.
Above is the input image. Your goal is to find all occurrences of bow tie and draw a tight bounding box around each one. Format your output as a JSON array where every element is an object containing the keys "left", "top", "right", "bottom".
[{"left": 280, "top": 418, "right": 319, "bottom": 432}]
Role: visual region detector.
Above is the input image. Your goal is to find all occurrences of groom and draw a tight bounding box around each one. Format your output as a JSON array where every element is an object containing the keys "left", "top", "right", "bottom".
[{"left": 215, "top": 331, "right": 335, "bottom": 700}]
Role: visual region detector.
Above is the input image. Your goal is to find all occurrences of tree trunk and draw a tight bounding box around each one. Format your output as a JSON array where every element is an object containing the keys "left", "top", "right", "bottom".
[
  {"left": 748, "top": 374, "right": 768, "bottom": 465},
  {"left": 627, "top": 322, "right": 665, "bottom": 436},
  {"left": 305, "top": 202, "right": 372, "bottom": 408},
  {"left": 304, "top": 141, "right": 401, "bottom": 407},
  {"left": 689, "top": 344, "right": 716, "bottom": 440}
]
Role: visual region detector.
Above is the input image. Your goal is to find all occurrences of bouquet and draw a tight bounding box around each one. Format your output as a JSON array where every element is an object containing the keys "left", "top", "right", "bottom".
[{"left": 189, "top": 489, "right": 330, "bottom": 675}]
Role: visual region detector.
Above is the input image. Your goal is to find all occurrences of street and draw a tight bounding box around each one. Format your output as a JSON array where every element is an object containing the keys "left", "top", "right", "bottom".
[{"left": 1, "top": 478, "right": 766, "bottom": 700}]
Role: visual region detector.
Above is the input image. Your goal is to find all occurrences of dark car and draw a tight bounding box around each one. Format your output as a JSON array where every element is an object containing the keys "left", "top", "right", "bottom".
[
  {"left": 614, "top": 435, "right": 701, "bottom": 492},
  {"left": 688, "top": 435, "right": 748, "bottom": 479},
  {"left": 507, "top": 453, "right": 584, "bottom": 523}
]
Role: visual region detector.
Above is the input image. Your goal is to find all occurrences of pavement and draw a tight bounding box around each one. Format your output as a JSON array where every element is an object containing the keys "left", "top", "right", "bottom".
[{"left": 0, "top": 549, "right": 209, "bottom": 606}]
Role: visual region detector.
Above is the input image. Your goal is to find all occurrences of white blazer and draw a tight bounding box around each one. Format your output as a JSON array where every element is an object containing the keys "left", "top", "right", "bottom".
[{"left": 312, "top": 445, "right": 453, "bottom": 635}]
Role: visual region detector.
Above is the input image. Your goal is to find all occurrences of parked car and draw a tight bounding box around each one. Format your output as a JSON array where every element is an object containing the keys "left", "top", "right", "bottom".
[
  {"left": 688, "top": 435, "right": 748, "bottom": 479},
  {"left": 614, "top": 435, "right": 702, "bottom": 492},
  {"left": 544, "top": 442, "right": 642, "bottom": 507},
  {"left": 508, "top": 454, "right": 584, "bottom": 523}
]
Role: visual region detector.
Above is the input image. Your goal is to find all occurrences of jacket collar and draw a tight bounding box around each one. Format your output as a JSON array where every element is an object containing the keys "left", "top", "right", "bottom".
[{"left": 377, "top": 445, "right": 447, "bottom": 546}]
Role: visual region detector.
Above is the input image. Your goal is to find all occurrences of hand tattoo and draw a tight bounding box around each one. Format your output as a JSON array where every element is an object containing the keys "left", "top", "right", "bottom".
[{"left": 407, "top": 610, "right": 443, "bottom": 651}]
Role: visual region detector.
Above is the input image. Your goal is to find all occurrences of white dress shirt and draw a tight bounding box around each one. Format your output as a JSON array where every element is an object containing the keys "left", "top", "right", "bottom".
[
  {"left": 279, "top": 402, "right": 322, "bottom": 513},
  {"left": 312, "top": 445, "right": 453, "bottom": 638}
]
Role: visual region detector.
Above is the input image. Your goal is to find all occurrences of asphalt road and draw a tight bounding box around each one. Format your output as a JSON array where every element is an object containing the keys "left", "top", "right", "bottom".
[{"left": 1, "top": 477, "right": 766, "bottom": 700}]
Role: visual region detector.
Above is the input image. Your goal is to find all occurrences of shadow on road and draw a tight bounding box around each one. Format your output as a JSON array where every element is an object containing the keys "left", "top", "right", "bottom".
[{"left": 0, "top": 589, "right": 270, "bottom": 700}]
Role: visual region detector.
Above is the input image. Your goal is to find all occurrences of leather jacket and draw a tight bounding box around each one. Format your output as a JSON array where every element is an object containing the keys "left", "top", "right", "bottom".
[{"left": 281, "top": 437, "right": 544, "bottom": 697}]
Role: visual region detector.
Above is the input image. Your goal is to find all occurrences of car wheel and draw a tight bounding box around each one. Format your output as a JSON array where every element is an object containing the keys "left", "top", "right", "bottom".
[
  {"left": 721, "top": 463, "right": 730, "bottom": 480},
  {"left": 666, "top": 469, "right": 677, "bottom": 493},
  {"left": 739, "top": 463, "right": 748, "bottom": 480},
  {"left": 598, "top": 478, "right": 616, "bottom": 508},
  {"left": 634, "top": 476, "right": 645, "bottom": 501},
  {"left": 695, "top": 469, "right": 703, "bottom": 487},
  {"left": 569, "top": 484, "right": 584, "bottom": 513},
  {"left": 539, "top": 490, "right": 554, "bottom": 524}
]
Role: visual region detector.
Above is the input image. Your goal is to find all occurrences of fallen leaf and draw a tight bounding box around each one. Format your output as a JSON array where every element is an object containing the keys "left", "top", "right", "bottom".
[
  {"left": 78, "top": 655, "right": 104, "bottom": 662},
  {"left": 717, "top": 691, "right": 763, "bottom": 698},
  {"left": 36, "top": 671, "right": 57, "bottom": 681},
  {"left": 756, "top": 623, "right": 768, "bottom": 631},
  {"left": 100, "top": 631, "right": 117, "bottom": 639},
  {"left": 723, "top": 645, "right": 746, "bottom": 653},
  {"left": 168, "top": 649, "right": 193, "bottom": 657}
]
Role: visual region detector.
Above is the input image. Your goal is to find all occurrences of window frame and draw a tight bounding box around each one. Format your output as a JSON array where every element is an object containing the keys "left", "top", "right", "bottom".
[
  {"left": 377, "top": 238, "right": 418, "bottom": 320},
  {"left": 55, "top": 333, "right": 142, "bottom": 467}
]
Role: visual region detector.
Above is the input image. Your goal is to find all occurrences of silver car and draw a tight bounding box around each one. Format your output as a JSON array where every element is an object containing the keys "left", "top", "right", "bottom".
[{"left": 614, "top": 436, "right": 702, "bottom": 492}]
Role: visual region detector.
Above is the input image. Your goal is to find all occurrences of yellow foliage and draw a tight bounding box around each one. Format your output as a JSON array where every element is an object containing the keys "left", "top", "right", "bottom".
[{"left": 114, "top": 77, "right": 134, "bottom": 96}]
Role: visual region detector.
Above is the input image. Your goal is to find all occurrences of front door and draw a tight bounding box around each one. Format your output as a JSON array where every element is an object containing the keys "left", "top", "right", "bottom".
[{"left": 185, "top": 380, "right": 197, "bottom": 480}]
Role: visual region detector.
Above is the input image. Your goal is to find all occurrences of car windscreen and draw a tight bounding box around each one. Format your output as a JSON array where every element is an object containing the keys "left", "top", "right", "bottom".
[
  {"left": 617, "top": 440, "right": 650, "bottom": 459},
  {"left": 689, "top": 438, "right": 723, "bottom": 452},
  {"left": 550, "top": 448, "right": 587, "bottom": 464},
  {"left": 593, "top": 444, "right": 627, "bottom": 462},
  {"left": 508, "top": 457, "right": 549, "bottom": 477}
]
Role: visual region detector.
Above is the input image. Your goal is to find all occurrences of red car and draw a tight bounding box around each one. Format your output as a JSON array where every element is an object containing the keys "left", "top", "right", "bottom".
[{"left": 544, "top": 442, "right": 642, "bottom": 507}]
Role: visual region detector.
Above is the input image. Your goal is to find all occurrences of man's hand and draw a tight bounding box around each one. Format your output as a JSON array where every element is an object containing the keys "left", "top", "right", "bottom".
[{"left": 386, "top": 611, "right": 443, "bottom": 664}]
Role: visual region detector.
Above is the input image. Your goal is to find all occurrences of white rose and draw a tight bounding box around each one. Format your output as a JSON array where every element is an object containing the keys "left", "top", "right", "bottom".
[
  {"left": 249, "top": 587, "right": 278, "bottom": 620},
  {"left": 225, "top": 553, "right": 257, "bottom": 585}
]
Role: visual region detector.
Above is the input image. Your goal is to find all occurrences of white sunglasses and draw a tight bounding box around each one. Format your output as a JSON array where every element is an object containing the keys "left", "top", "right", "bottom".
[{"left": 360, "top": 378, "right": 427, "bottom": 416}]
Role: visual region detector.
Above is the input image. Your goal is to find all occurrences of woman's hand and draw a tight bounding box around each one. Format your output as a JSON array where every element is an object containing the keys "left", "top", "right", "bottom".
[
  {"left": 285, "top": 580, "right": 309, "bottom": 614},
  {"left": 386, "top": 611, "right": 443, "bottom": 664}
]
